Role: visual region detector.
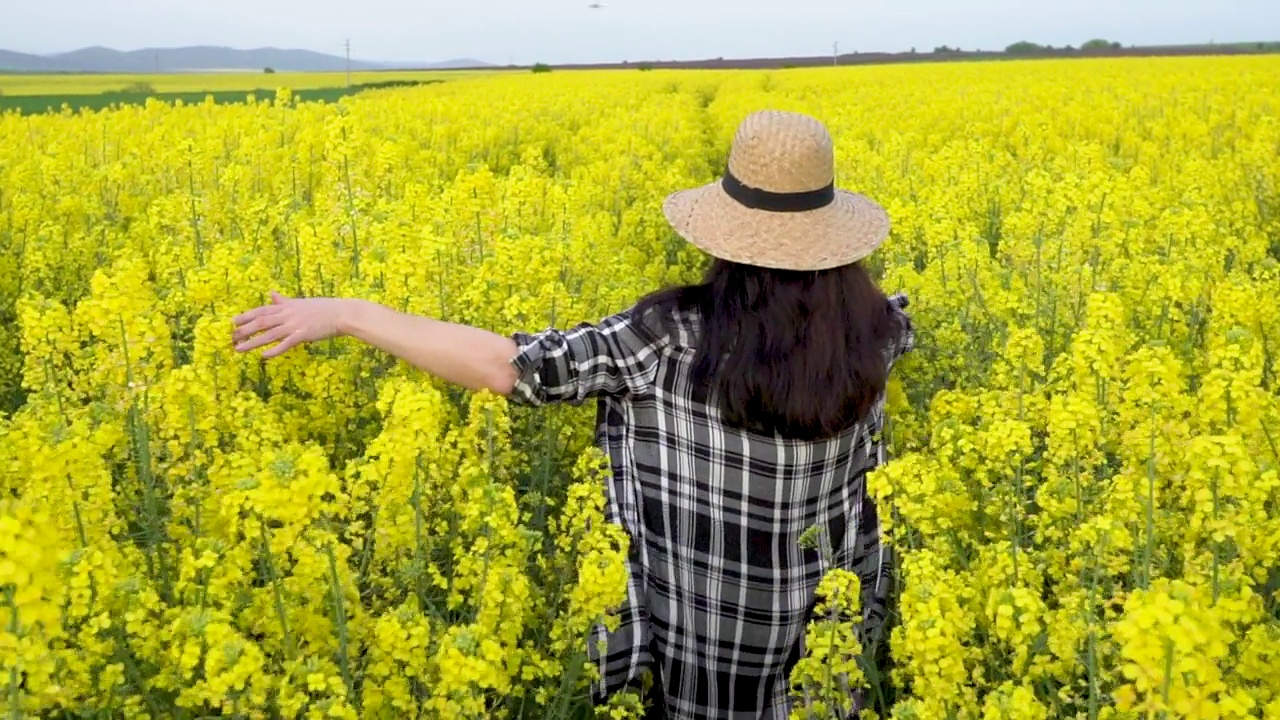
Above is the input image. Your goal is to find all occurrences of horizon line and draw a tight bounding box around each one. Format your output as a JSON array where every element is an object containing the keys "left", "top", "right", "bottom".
[{"left": 5, "top": 36, "right": 1278, "bottom": 70}]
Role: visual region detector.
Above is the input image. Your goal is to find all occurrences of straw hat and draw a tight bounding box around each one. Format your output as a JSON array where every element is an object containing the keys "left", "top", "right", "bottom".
[{"left": 662, "top": 110, "right": 890, "bottom": 272}]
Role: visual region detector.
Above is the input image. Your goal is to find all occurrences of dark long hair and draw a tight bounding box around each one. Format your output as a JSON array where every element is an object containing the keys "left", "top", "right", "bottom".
[{"left": 635, "top": 258, "right": 902, "bottom": 441}]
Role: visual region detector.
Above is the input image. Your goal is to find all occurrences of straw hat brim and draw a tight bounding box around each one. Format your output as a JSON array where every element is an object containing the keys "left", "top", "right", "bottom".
[{"left": 662, "top": 180, "right": 890, "bottom": 272}]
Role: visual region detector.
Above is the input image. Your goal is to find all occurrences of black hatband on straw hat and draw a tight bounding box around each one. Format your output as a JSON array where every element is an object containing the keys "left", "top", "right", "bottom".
[{"left": 721, "top": 169, "right": 836, "bottom": 213}]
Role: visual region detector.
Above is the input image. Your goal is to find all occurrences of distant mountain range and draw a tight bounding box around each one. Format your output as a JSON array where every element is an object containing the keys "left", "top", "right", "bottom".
[{"left": 0, "top": 46, "right": 492, "bottom": 73}]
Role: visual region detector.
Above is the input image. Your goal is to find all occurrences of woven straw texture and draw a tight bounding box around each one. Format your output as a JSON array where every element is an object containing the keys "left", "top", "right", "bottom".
[{"left": 663, "top": 110, "right": 890, "bottom": 271}]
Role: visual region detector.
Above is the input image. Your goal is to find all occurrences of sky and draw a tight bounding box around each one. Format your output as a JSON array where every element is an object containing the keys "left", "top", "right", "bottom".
[{"left": 3, "top": 0, "right": 1278, "bottom": 66}]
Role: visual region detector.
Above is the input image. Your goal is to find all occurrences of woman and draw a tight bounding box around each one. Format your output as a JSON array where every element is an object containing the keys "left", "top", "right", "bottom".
[{"left": 233, "top": 110, "right": 914, "bottom": 719}]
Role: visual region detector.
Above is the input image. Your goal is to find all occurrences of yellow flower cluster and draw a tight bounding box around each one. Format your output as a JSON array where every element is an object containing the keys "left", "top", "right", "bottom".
[
  {"left": 789, "top": 568, "right": 867, "bottom": 720},
  {"left": 3, "top": 56, "right": 1279, "bottom": 717},
  {"left": 855, "top": 59, "right": 1280, "bottom": 719}
]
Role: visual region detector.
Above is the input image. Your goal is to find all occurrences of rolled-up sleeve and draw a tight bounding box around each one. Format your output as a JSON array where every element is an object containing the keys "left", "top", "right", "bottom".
[
  {"left": 887, "top": 292, "right": 915, "bottom": 363},
  {"left": 508, "top": 308, "right": 661, "bottom": 406}
]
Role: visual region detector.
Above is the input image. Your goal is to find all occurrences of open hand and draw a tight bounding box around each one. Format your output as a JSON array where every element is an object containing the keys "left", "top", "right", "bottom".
[{"left": 232, "top": 291, "right": 348, "bottom": 359}]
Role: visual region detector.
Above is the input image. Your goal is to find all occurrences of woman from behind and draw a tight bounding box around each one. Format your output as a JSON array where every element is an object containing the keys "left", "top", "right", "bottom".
[{"left": 232, "top": 110, "right": 914, "bottom": 719}]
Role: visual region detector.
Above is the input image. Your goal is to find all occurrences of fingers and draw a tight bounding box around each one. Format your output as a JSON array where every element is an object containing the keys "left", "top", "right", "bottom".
[
  {"left": 233, "top": 290, "right": 291, "bottom": 325},
  {"left": 232, "top": 292, "right": 300, "bottom": 358},
  {"left": 232, "top": 304, "right": 282, "bottom": 327},
  {"left": 232, "top": 314, "right": 282, "bottom": 344},
  {"left": 231, "top": 307, "right": 262, "bottom": 326},
  {"left": 235, "top": 324, "right": 292, "bottom": 353},
  {"left": 261, "top": 332, "right": 303, "bottom": 359}
]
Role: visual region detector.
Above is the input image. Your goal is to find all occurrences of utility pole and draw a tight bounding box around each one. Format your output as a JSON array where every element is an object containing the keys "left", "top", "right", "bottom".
[
  {"left": 344, "top": 38, "right": 352, "bottom": 87},
  {"left": 833, "top": 41, "right": 839, "bottom": 66}
]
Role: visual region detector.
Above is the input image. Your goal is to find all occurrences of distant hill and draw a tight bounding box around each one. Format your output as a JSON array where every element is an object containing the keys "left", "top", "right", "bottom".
[
  {"left": 0, "top": 46, "right": 493, "bottom": 73},
  {"left": 0, "top": 48, "right": 57, "bottom": 72}
]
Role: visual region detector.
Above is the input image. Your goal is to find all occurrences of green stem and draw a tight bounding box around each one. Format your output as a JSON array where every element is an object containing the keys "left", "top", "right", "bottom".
[
  {"left": 1158, "top": 637, "right": 1174, "bottom": 720},
  {"left": 1085, "top": 626, "right": 1099, "bottom": 720},
  {"left": 343, "top": 153, "right": 360, "bottom": 280},
  {"left": 410, "top": 456, "right": 429, "bottom": 612},
  {"left": 258, "top": 516, "right": 296, "bottom": 660},
  {"left": 1144, "top": 404, "right": 1157, "bottom": 588},
  {"left": 1260, "top": 414, "right": 1280, "bottom": 466},
  {"left": 111, "top": 622, "right": 164, "bottom": 718},
  {"left": 292, "top": 229, "right": 305, "bottom": 297},
  {"left": 1073, "top": 431, "right": 1082, "bottom": 524},
  {"left": 197, "top": 565, "right": 210, "bottom": 610},
  {"left": 471, "top": 410, "right": 500, "bottom": 620},
  {"left": 1211, "top": 469, "right": 1220, "bottom": 604},
  {"left": 66, "top": 475, "right": 88, "bottom": 548},
  {"left": 42, "top": 356, "right": 68, "bottom": 425},
  {"left": 819, "top": 586, "right": 842, "bottom": 713},
  {"left": 120, "top": 318, "right": 171, "bottom": 600},
  {"left": 437, "top": 247, "right": 448, "bottom": 319},
  {"left": 1086, "top": 546, "right": 1101, "bottom": 720},
  {"left": 1012, "top": 461, "right": 1023, "bottom": 584},
  {"left": 187, "top": 152, "right": 204, "bottom": 263},
  {"left": 324, "top": 543, "right": 356, "bottom": 706},
  {"left": 355, "top": 503, "right": 378, "bottom": 596}
]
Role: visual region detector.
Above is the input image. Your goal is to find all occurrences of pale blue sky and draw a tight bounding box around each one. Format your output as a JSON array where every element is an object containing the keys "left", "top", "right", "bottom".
[{"left": 3, "top": 0, "right": 1277, "bottom": 65}]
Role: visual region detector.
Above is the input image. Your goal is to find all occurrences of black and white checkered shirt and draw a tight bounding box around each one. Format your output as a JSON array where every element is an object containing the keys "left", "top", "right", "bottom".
[{"left": 508, "top": 294, "right": 914, "bottom": 719}]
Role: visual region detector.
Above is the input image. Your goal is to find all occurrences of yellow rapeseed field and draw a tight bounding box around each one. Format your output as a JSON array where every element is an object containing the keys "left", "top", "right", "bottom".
[{"left": 1, "top": 57, "right": 1279, "bottom": 719}]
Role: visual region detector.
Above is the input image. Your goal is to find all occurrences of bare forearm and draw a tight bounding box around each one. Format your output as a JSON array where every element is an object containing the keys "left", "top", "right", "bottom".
[{"left": 339, "top": 299, "right": 520, "bottom": 395}]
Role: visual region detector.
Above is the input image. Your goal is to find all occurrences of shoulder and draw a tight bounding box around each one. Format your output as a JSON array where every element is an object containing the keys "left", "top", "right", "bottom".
[{"left": 625, "top": 302, "right": 697, "bottom": 353}]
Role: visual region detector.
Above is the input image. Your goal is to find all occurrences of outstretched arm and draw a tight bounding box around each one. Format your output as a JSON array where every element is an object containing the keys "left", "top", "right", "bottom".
[{"left": 232, "top": 292, "right": 520, "bottom": 395}]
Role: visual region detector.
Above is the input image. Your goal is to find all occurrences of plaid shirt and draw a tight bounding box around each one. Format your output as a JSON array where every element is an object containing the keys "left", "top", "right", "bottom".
[{"left": 508, "top": 294, "right": 914, "bottom": 719}]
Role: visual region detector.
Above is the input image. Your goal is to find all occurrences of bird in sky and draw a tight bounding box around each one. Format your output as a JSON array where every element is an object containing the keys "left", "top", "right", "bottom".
[{"left": 588, "top": 3, "right": 606, "bottom": 9}]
